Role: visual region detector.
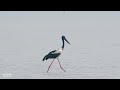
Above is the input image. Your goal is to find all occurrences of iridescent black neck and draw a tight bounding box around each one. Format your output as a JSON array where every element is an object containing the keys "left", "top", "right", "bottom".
[{"left": 62, "top": 38, "right": 64, "bottom": 50}]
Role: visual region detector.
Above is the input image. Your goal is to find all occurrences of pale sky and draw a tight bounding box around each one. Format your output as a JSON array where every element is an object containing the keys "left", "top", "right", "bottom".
[{"left": 0, "top": 11, "right": 120, "bottom": 63}]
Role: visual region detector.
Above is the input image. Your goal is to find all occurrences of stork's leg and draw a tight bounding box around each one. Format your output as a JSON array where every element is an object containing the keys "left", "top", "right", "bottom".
[
  {"left": 47, "top": 59, "right": 55, "bottom": 73},
  {"left": 57, "top": 58, "right": 66, "bottom": 72}
]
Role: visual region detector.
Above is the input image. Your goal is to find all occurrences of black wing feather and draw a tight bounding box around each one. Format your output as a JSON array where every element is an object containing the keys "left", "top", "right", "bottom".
[{"left": 42, "top": 50, "right": 57, "bottom": 61}]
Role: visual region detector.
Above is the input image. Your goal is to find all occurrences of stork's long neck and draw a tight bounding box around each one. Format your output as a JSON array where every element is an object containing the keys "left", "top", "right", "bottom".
[{"left": 62, "top": 39, "right": 65, "bottom": 50}]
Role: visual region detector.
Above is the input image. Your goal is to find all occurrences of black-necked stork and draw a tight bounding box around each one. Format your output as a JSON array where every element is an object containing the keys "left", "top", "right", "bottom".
[{"left": 43, "top": 36, "right": 70, "bottom": 73}]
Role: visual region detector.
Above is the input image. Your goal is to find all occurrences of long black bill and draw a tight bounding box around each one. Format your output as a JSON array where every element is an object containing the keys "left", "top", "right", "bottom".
[{"left": 64, "top": 37, "right": 71, "bottom": 45}]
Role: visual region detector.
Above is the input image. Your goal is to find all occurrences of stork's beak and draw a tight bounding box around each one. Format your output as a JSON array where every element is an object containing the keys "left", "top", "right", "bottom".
[{"left": 64, "top": 37, "right": 71, "bottom": 45}]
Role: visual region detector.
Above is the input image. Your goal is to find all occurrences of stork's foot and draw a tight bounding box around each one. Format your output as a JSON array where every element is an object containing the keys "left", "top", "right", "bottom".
[{"left": 60, "top": 67, "right": 66, "bottom": 72}]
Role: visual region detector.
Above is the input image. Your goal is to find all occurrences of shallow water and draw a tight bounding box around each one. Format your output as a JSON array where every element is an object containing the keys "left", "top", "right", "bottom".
[{"left": 0, "top": 47, "right": 120, "bottom": 79}]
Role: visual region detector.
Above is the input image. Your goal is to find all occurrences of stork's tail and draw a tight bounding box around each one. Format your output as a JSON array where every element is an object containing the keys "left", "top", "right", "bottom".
[{"left": 42, "top": 56, "right": 47, "bottom": 61}]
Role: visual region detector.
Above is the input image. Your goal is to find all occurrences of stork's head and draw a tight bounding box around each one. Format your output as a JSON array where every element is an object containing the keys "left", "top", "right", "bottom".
[{"left": 62, "top": 35, "right": 70, "bottom": 45}]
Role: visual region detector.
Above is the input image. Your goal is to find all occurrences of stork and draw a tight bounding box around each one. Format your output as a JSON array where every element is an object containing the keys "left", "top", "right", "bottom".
[{"left": 43, "top": 35, "right": 70, "bottom": 73}]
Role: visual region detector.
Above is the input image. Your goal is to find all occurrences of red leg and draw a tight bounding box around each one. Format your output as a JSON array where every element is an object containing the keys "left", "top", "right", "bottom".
[
  {"left": 47, "top": 59, "right": 55, "bottom": 73},
  {"left": 57, "top": 58, "right": 66, "bottom": 72}
]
